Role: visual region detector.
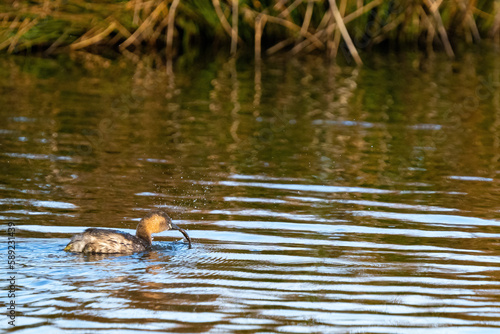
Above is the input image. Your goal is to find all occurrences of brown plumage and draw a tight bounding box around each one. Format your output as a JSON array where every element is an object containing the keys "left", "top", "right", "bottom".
[{"left": 64, "top": 210, "right": 192, "bottom": 253}]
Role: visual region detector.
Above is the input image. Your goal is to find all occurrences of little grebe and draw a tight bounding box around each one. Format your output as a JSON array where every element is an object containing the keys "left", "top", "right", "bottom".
[{"left": 64, "top": 210, "right": 192, "bottom": 253}]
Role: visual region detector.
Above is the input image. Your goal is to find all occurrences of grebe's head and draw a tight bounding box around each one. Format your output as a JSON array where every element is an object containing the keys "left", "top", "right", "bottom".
[
  {"left": 138, "top": 210, "right": 192, "bottom": 248},
  {"left": 140, "top": 210, "right": 173, "bottom": 234}
]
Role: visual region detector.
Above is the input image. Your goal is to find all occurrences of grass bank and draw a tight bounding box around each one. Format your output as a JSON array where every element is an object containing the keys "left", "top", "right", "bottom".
[{"left": 1, "top": 0, "right": 499, "bottom": 64}]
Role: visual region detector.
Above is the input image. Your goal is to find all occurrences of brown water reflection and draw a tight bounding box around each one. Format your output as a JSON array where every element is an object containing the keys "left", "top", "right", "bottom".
[{"left": 1, "top": 52, "right": 500, "bottom": 333}]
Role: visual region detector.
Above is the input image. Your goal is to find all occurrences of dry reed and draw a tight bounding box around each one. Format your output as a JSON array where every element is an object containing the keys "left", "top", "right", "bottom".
[{"left": 0, "top": 0, "right": 498, "bottom": 63}]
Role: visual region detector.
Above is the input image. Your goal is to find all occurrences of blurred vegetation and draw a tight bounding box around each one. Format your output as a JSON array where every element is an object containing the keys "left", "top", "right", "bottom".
[{"left": 1, "top": 0, "right": 500, "bottom": 63}]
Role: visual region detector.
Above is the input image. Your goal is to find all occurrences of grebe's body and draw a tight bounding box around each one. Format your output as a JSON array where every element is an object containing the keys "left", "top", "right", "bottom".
[{"left": 64, "top": 210, "right": 191, "bottom": 253}]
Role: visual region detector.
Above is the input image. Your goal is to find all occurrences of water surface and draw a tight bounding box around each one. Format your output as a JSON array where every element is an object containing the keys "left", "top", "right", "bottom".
[{"left": 1, "top": 53, "right": 500, "bottom": 333}]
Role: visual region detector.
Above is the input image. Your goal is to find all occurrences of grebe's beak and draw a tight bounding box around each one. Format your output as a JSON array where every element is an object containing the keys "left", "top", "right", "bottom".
[{"left": 171, "top": 223, "right": 192, "bottom": 249}]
